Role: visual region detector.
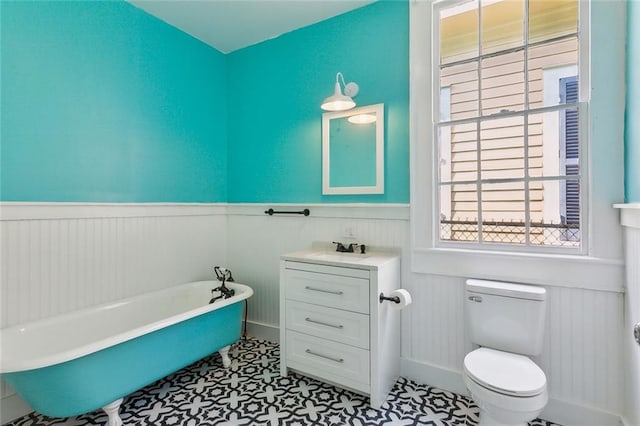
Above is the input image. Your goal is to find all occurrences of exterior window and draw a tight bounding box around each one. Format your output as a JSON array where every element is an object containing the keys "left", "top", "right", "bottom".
[{"left": 434, "top": 0, "right": 584, "bottom": 250}]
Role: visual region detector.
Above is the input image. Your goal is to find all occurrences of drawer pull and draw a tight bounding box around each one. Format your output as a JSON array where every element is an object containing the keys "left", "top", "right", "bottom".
[
  {"left": 305, "top": 317, "right": 344, "bottom": 329},
  {"left": 305, "top": 349, "right": 344, "bottom": 363},
  {"left": 304, "top": 286, "right": 344, "bottom": 295}
]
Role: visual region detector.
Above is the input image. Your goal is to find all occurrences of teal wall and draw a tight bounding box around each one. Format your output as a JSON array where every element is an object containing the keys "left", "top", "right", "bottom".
[
  {"left": 9, "top": 1, "right": 629, "bottom": 205},
  {"left": 589, "top": 0, "right": 627, "bottom": 209},
  {"left": 226, "top": 1, "right": 409, "bottom": 203},
  {"left": 1, "top": 0, "right": 408, "bottom": 204},
  {"left": 1, "top": 1, "right": 228, "bottom": 202},
  {"left": 625, "top": 0, "right": 640, "bottom": 202}
]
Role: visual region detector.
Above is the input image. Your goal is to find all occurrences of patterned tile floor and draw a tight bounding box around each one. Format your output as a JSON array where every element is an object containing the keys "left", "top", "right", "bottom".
[{"left": 8, "top": 338, "right": 559, "bottom": 426}]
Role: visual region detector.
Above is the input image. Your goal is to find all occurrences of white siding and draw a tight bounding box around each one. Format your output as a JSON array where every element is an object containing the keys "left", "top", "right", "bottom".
[{"left": 440, "top": 38, "right": 578, "bottom": 243}]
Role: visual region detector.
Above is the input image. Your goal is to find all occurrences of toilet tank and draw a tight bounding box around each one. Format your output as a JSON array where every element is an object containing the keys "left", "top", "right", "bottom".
[{"left": 466, "top": 279, "right": 547, "bottom": 356}]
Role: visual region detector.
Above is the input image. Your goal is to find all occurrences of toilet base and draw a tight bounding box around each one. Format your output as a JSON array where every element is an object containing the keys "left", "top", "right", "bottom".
[
  {"left": 472, "top": 393, "right": 545, "bottom": 426},
  {"left": 464, "top": 374, "right": 547, "bottom": 426}
]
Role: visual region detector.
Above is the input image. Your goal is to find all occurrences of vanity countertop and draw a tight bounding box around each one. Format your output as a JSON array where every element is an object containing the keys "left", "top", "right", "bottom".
[{"left": 281, "top": 248, "right": 399, "bottom": 270}]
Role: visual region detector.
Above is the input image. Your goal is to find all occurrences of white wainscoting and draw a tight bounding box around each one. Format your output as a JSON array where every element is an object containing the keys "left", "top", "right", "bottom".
[
  {"left": 0, "top": 203, "right": 228, "bottom": 423},
  {"left": 227, "top": 204, "right": 624, "bottom": 425},
  {"left": 616, "top": 204, "right": 640, "bottom": 426},
  {"left": 225, "top": 204, "right": 410, "bottom": 333},
  {"left": 401, "top": 275, "right": 624, "bottom": 425},
  {"left": 0, "top": 203, "right": 626, "bottom": 425}
]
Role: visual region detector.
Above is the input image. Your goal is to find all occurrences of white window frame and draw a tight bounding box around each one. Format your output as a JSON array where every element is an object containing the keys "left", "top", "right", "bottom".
[
  {"left": 434, "top": 0, "right": 588, "bottom": 254},
  {"left": 409, "top": 0, "right": 626, "bottom": 290}
]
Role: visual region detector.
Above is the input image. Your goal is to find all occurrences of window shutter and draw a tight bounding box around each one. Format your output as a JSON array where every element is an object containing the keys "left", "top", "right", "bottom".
[
  {"left": 560, "top": 76, "right": 580, "bottom": 234},
  {"left": 565, "top": 165, "right": 580, "bottom": 225},
  {"left": 563, "top": 79, "right": 579, "bottom": 161}
]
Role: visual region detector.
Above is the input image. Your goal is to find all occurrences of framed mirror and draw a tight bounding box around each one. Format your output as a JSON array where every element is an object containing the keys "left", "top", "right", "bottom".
[{"left": 322, "top": 103, "right": 384, "bottom": 195}]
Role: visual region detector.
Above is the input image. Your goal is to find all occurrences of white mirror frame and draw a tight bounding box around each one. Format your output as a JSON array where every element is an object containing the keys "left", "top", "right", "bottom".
[{"left": 322, "top": 103, "right": 384, "bottom": 195}]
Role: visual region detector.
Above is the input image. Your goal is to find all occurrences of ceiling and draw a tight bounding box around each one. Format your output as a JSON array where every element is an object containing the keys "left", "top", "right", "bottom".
[{"left": 128, "top": 0, "right": 376, "bottom": 54}]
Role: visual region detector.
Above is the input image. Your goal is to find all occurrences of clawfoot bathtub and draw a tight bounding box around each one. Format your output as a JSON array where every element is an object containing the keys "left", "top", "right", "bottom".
[{"left": 1, "top": 281, "right": 252, "bottom": 425}]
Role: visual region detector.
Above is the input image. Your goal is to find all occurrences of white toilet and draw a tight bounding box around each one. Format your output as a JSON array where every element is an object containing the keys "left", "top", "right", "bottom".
[{"left": 463, "top": 279, "right": 548, "bottom": 426}]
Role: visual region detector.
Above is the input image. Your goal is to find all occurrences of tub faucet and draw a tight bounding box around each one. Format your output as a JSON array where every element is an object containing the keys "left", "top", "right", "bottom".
[
  {"left": 214, "top": 266, "right": 234, "bottom": 283},
  {"left": 210, "top": 266, "right": 235, "bottom": 303}
]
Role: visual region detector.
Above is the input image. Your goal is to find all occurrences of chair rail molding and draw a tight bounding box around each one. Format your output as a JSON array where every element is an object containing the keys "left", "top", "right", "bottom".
[{"left": 0, "top": 202, "right": 227, "bottom": 221}]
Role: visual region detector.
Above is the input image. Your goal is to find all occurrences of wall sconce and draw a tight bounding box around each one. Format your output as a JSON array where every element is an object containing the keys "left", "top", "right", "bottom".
[{"left": 320, "top": 72, "right": 359, "bottom": 111}]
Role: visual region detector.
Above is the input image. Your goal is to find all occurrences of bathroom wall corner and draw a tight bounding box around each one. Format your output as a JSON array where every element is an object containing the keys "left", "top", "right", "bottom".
[{"left": 0, "top": 391, "right": 33, "bottom": 425}]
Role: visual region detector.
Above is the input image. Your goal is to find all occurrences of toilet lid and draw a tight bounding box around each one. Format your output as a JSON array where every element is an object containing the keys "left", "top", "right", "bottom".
[{"left": 464, "top": 348, "right": 546, "bottom": 397}]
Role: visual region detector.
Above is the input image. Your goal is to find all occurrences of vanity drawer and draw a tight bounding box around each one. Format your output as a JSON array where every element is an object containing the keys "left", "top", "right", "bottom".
[
  {"left": 286, "top": 300, "right": 370, "bottom": 349},
  {"left": 284, "top": 269, "right": 369, "bottom": 314},
  {"left": 286, "top": 330, "right": 370, "bottom": 389},
  {"left": 285, "top": 261, "right": 370, "bottom": 279}
]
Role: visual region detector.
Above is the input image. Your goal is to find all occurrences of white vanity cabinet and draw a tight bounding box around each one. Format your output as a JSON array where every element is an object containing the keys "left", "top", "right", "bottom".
[{"left": 279, "top": 250, "right": 401, "bottom": 408}]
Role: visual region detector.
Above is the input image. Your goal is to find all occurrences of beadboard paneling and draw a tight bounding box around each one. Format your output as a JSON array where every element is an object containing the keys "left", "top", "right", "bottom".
[
  {"left": 226, "top": 208, "right": 409, "bottom": 329},
  {"left": 1, "top": 210, "right": 227, "bottom": 328},
  {"left": 0, "top": 203, "right": 626, "bottom": 424},
  {"left": 0, "top": 204, "right": 227, "bottom": 406},
  {"left": 619, "top": 205, "right": 640, "bottom": 426},
  {"left": 402, "top": 274, "right": 624, "bottom": 416},
  {"left": 538, "top": 286, "right": 623, "bottom": 415},
  {"left": 405, "top": 274, "right": 470, "bottom": 370},
  {"left": 226, "top": 206, "right": 624, "bottom": 420}
]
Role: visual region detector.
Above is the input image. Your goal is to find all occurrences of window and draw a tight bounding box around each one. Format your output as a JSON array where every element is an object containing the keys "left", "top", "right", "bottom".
[
  {"left": 434, "top": 0, "right": 585, "bottom": 251},
  {"left": 409, "top": 0, "right": 626, "bottom": 289}
]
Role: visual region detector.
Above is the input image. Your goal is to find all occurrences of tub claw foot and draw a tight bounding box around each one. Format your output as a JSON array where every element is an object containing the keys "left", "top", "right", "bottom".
[
  {"left": 219, "top": 345, "right": 231, "bottom": 368},
  {"left": 102, "top": 398, "right": 123, "bottom": 426}
]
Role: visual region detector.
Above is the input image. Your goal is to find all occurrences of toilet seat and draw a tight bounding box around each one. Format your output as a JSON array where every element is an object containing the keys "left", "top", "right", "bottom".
[{"left": 463, "top": 348, "right": 546, "bottom": 397}]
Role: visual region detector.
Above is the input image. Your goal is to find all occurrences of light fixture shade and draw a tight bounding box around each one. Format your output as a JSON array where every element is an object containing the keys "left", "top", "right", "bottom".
[
  {"left": 321, "top": 81, "right": 356, "bottom": 111},
  {"left": 347, "top": 113, "right": 377, "bottom": 124}
]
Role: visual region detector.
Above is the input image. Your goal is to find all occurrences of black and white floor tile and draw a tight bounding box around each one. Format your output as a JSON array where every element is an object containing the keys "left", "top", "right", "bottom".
[{"left": 8, "top": 339, "right": 560, "bottom": 426}]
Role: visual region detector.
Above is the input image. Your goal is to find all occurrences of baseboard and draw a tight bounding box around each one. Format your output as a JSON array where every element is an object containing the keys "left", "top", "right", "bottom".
[
  {"left": 245, "top": 320, "right": 279, "bottom": 343},
  {"left": 1, "top": 392, "right": 33, "bottom": 425},
  {"left": 400, "top": 357, "right": 623, "bottom": 426},
  {"left": 620, "top": 415, "right": 634, "bottom": 426},
  {"left": 543, "top": 399, "right": 622, "bottom": 426},
  {"left": 400, "top": 357, "right": 468, "bottom": 397}
]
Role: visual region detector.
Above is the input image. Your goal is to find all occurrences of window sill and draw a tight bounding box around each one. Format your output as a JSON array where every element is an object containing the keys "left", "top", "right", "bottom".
[
  {"left": 614, "top": 203, "right": 640, "bottom": 229},
  {"left": 411, "top": 246, "right": 624, "bottom": 293}
]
